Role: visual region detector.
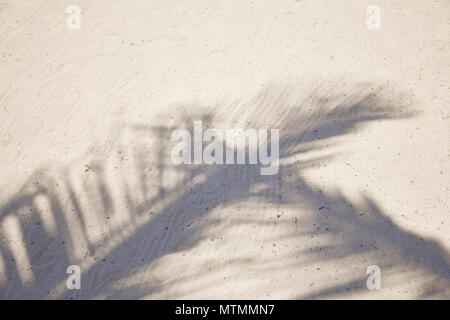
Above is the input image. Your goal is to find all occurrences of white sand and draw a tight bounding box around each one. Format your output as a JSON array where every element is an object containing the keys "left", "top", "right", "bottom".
[{"left": 0, "top": 0, "right": 449, "bottom": 299}]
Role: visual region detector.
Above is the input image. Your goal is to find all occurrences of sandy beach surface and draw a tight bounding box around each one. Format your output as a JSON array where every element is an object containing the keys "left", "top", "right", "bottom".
[{"left": 0, "top": 0, "right": 449, "bottom": 299}]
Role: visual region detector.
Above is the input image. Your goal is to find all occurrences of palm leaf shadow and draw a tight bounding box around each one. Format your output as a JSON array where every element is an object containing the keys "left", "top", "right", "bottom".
[{"left": 1, "top": 82, "right": 448, "bottom": 299}]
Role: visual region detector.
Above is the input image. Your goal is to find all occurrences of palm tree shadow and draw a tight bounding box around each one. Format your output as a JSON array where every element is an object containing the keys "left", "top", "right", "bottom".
[
  {"left": 0, "top": 81, "right": 448, "bottom": 299},
  {"left": 289, "top": 190, "right": 450, "bottom": 299}
]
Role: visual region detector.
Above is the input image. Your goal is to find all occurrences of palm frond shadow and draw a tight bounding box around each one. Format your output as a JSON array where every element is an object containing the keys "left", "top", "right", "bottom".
[{"left": 1, "top": 82, "right": 448, "bottom": 299}]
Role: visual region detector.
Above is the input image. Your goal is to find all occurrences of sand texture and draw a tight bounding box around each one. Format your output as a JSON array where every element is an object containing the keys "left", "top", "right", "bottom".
[{"left": 0, "top": 0, "right": 449, "bottom": 299}]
